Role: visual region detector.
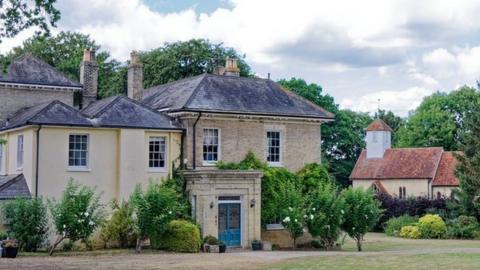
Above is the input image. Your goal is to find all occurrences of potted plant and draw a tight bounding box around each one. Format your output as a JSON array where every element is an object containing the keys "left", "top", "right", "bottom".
[
  {"left": 2, "top": 239, "right": 19, "bottom": 258},
  {"left": 251, "top": 240, "right": 263, "bottom": 251},
  {"left": 218, "top": 241, "right": 226, "bottom": 253},
  {"left": 202, "top": 235, "right": 220, "bottom": 253}
]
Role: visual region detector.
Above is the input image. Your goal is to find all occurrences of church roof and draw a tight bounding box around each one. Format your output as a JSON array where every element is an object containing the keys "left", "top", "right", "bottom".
[
  {"left": 432, "top": 151, "right": 460, "bottom": 186},
  {"left": 366, "top": 119, "right": 393, "bottom": 132},
  {"left": 0, "top": 54, "right": 82, "bottom": 88},
  {"left": 142, "top": 73, "right": 334, "bottom": 119}
]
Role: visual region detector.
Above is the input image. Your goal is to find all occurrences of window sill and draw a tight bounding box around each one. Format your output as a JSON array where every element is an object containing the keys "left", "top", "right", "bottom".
[
  {"left": 202, "top": 162, "right": 218, "bottom": 167},
  {"left": 148, "top": 168, "right": 167, "bottom": 173},
  {"left": 268, "top": 162, "right": 283, "bottom": 167},
  {"left": 67, "top": 167, "right": 91, "bottom": 172}
]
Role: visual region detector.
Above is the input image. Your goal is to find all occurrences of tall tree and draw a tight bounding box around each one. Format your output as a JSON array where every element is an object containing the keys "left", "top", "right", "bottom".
[
  {"left": 396, "top": 86, "right": 480, "bottom": 150},
  {"left": 278, "top": 78, "right": 372, "bottom": 187},
  {"left": 1, "top": 31, "right": 126, "bottom": 98},
  {"left": 0, "top": 0, "right": 60, "bottom": 41},
  {"left": 455, "top": 106, "right": 480, "bottom": 220},
  {"left": 141, "top": 39, "right": 252, "bottom": 88}
]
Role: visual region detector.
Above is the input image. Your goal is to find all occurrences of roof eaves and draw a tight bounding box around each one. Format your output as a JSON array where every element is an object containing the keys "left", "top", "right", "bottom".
[{"left": 172, "top": 108, "right": 335, "bottom": 120}]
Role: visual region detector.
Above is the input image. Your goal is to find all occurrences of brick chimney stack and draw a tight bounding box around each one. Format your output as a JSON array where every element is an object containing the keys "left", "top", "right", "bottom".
[
  {"left": 224, "top": 57, "right": 240, "bottom": 77},
  {"left": 127, "top": 51, "right": 144, "bottom": 101},
  {"left": 80, "top": 49, "right": 98, "bottom": 108}
]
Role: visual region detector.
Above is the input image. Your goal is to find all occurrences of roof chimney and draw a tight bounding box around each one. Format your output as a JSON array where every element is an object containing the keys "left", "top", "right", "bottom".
[
  {"left": 128, "top": 51, "right": 144, "bottom": 101},
  {"left": 80, "top": 48, "right": 98, "bottom": 108},
  {"left": 224, "top": 57, "right": 240, "bottom": 77}
]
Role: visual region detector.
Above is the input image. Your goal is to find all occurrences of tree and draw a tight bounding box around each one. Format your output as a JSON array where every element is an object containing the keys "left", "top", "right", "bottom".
[
  {"left": 278, "top": 78, "right": 373, "bottom": 187},
  {"left": 296, "top": 163, "right": 334, "bottom": 196},
  {"left": 279, "top": 180, "right": 305, "bottom": 248},
  {"left": 454, "top": 105, "right": 480, "bottom": 220},
  {"left": 0, "top": 0, "right": 60, "bottom": 41},
  {"left": 396, "top": 86, "right": 480, "bottom": 150},
  {"left": 305, "top": 182, "right": 344, "bottom": 249},
  {"left": 141, "top": 39, "right": 252, "bottom": 88},
  {"left": 48, "top": 179, "right": 105, "bottom": 255},
  {"left": 341, "top": 187, "right": 382, "bottom": 251},
  {"left": 3, "top": 197, "right": 48, "bottom": 251},
  {"left": 2, "top": 31, "right": 126, "bottom": 98}
]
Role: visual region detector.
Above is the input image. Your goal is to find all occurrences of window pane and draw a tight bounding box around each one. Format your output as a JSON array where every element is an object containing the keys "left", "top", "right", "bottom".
[
  {"left": 68, "top": 135, "right": 88, "bottom": 167},
  {"left": 267, "top": 132, "right": 281, "bottom": 163},
  {"left": 149, "top": 137, "right": 166, "bottom": 168},
  {"left": 203, "top": 129, "right": 219, "bottom": 162}
]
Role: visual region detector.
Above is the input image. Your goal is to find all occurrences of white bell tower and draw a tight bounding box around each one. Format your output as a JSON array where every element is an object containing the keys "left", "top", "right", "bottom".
[{"left": 366, "top": 119, "right": 392, "bottom": 159}]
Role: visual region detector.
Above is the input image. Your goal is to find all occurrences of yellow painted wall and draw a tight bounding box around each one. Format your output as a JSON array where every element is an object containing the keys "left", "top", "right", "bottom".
[
  {"left": 352, "top": 179, "right": 430, "bottom": 198},
  {"left": 0, "top": 126, "right": 182, "bottom": 202}
]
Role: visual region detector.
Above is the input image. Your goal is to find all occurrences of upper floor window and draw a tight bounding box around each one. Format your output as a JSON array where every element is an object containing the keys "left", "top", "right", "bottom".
[
  {"left": 266, "top": 131, "right": 281, "bottom": 165},
  {"left": 17, "top": 135, "right": 24, "bottom": 169},
  {"left": 0, "top": 143, "right": 3, "bottom": 174},
  {"left": 68, "top": 134, "right": 89, "bottom": 168},
  {"left": 203, "top": 128, "right": 220, "bottom": 164},
  {"left": 149, "top": 137, "right": 166, "bottom": 170}
]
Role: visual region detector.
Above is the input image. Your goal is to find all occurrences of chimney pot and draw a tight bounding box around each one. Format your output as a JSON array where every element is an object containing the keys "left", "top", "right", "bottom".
[{"left": 224, "top": 57, "right": 240, "bottom": 77}]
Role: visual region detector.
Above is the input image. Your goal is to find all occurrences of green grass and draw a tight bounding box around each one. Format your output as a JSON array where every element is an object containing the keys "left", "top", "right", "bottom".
[{"left": 261, "top": 253, "right": 480, "bottom": 270}]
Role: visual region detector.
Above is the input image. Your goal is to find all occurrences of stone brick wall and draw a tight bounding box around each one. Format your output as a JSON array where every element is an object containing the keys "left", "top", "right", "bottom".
[
  {"left": 182, "top": 116, "right": 322, "bottom": 172},
  {"left": 79, "top": 60, "right": 98, "bottom": 107},
  {"left": 0, "top": 86, "right": 75, "bottom": 124}
]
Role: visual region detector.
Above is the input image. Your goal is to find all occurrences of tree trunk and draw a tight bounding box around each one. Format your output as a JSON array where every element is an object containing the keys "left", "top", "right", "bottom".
[
  {"left": 135, "top": 237, "right": 142, "bottom": 253},
  {"left": 49, "top": 236, "right": 65, "bottom": 256},
  {"left": 356, "top": 238, "right": 362, "bottom": 252}
]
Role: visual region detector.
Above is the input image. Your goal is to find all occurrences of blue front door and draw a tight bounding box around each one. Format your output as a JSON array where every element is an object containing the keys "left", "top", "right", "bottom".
[{"left": 218, "top": 203, "right": 241, "bottom": 247}]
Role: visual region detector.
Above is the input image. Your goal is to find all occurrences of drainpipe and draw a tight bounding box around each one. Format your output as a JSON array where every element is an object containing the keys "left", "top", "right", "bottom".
[
  {"left": 192, "top": 112, "right": 202, "bottom": 170},
  {"left": 35, "top": 125, "right": 42, "bottom": 197}
]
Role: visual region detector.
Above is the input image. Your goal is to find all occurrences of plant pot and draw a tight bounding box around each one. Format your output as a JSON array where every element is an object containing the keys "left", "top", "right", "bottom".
[
  {"left": 203, "top": 244, "right": 219, "bottom": 253},
  {"left": 4, "top": 247, "right": 18, "bottom": 258},
  {"left": 219, "top": 244, "right": 226, "bottom": 253},
  {"left": 251, "top": 242, "right": 263, "bottom": 251}
]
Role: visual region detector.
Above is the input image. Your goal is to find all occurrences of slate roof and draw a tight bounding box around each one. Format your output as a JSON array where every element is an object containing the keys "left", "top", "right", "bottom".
[
  {"left": 82, "top": 95, "right": 182, "bottom": 130},
  {"left": 366, "top": 119, "right": 393, "bottom": 132},
  {"left": 350, "top": 147, "right": 445, "bottom": 180},
  {"left": 0, "top": 54, "right": 82, "bottom": 88},
  {"left": 0, "top": 96, "right": 183, "bottom": 131},
  {"left": 432, "top": 152, "right": 460, "bottom": 186},
  {"left": 142, "top": 74, "right": 334, "bottom": 119},
  {"left": 0, "top": 174, "right": 31, "bottom": 200}
]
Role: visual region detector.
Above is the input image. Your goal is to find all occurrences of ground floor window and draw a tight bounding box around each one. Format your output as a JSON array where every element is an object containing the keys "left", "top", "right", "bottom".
[
  {"left": 69, "top": 134, "right": 89, "bottom": 168},
  {"left": 399, "top": 186, "right": 406, "bottom": 199},
  {"left": 149, "top": 137, "right": 166, "bottom": 169}
]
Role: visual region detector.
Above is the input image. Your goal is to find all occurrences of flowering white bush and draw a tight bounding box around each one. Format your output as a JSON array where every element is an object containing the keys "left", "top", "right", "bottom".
[{"left": 48, "top": 179, "right": 105, "bottom": 255}]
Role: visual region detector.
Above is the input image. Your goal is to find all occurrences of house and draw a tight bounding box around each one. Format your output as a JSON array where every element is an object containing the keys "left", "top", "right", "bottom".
[
  {"left": 350, "top": 119, "right": 459, "bottom": 199},
  {"left": 0, "top": 50, "right": 334, "bottom": 248}
]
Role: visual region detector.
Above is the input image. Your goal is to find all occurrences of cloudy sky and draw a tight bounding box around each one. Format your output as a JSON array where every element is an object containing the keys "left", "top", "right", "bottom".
[{"left": 2, "top": 0, "right": 480, "bottom": 116}]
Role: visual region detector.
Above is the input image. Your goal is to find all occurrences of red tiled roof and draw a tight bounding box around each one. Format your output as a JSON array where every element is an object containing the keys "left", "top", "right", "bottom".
[
  {"left": 350, "top": 147, "right": 444, "bottom": 179},
  {"left": 432, "top": 152, "right": 460, "bottom": 186},
  {"left": 366, "top": 119, "right": 393, "bottom": 132}
]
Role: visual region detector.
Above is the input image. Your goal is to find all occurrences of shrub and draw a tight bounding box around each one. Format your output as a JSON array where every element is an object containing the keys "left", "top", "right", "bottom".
[
  {"left": 100, "top": 200, "right": 137, "bottom": 248},
  {"left": 203, "top": 235, "right": 219, "bottom": 245},
  {"left": 384, "top": 215, "right": 417, "bottom": 237},
  {"left": 417, "top": 214, "right": 447, "bottom": 239},
  {"left": 446, "top": 215, "right": 479, "bottom": 239},
  {"left": 48, "top": 179, "right": 105, "bottom": 255},
  {"left": 278, "top": 179, "right": 305, "bottom": 247},
  {"left": 130, "top": 182, "right": 187, "bottom": 252},
  {"left": 217, "top": 151, "right": 267, "bottom": 170},
  {"left": 400, "top": 225, "right": 421, "bottom": 239},
  {"left": 0, "top": 230, "right": 8, "bottom": 240},
  {"left": 3, "top": 197, "right": 48, "bottom": 251},
  {"left": 157, "top": 220, "right": 201, "bottom": 252},
  {"left": 341, "top": 187, "right": 382, "bottom": 251},
  {"left": 305, "top": 182, "right": 344, "bottom": 248},
  {"left": 296, "top": 163, "right": 333, "bottom": 196}
]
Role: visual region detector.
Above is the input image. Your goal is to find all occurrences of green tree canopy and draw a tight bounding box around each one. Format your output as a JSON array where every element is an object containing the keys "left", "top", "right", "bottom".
[
  {"left": 396, "top": 86, "right": 480, "bottom": 150},
  {"left": 141, "top": 39, "right": 252, "bottom": 88},
  {"left": 1, "top": 31, "right": 126, "bottom": 98},
  {"left": 0, "top": 0, "right": 60, "bottom": 41}
]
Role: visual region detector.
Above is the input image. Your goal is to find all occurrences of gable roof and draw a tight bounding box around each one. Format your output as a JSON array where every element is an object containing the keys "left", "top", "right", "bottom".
[
  {"left": 350, "top": 147, "right": 444, "bottom": 180},
  {"left": 432, "top": 152, "right": 460, "bottom": 186},
  {"left": 0, "top": 54, "right": 82, "bottom": 88},
  {"left": 82, "top": 95, "right": 181, "bottom": 130},
  {"left": 142, "top": 74, "right": 334, "bottom": 119},
  {"left": 0, "top": 96, "right": 183, "bottom": 131},
  {"left": 366, "top": 119, "right": 393, "bottom": 132},
  {"left": 0, "top": 174, "right": 31, "bottom": 200},
  {"left": 0, "top": 100, "right": 92, "bottom": 131}
]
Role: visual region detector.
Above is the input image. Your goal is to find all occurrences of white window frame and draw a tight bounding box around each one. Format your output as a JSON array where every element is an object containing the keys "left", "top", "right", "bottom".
[
  {"left": 67, "top": 134, "right": 90, "bottom": 171},
  {"left": 0, "top": 143, "right": 4, "bottom": 175},
  {"left": 17, "top": 135, "right": 24, "bottom": 170},
  {"left": 266, "top": 130, "right": 282, "bottom": 167},
  {"left": 202, "top": 128, "right": 221, "bottom": 166},
  {"left": 148, "top": 136, "right": 167, "bottom": 172}
]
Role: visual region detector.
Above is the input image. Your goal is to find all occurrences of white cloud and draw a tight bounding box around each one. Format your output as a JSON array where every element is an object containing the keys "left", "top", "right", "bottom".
[{"left": 340, "top": 87, "right": 434, "bottom": 116}]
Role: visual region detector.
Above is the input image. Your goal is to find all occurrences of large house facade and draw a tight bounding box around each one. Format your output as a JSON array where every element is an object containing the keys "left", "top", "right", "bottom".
[
  {"left": 350, "top": 119, "right": 459, "bottom": 199},
  {"left": 0, "top": 50, "right": 334, "bottom": 248}
]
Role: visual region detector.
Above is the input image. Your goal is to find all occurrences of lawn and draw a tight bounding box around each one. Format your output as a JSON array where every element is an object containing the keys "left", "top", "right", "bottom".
[{"left": 3, "top": 233, "right": 480, "bottom": 270}]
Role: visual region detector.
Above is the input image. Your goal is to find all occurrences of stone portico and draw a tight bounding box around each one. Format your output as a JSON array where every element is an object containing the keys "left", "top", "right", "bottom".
[{"left": 183, "top": 170, "right": 263, "bottom": 248}]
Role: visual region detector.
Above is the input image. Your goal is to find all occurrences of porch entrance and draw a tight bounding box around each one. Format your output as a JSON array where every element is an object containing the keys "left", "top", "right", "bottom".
[{"left": 218, "top": 198, "right": 241, "bottom": 247}]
